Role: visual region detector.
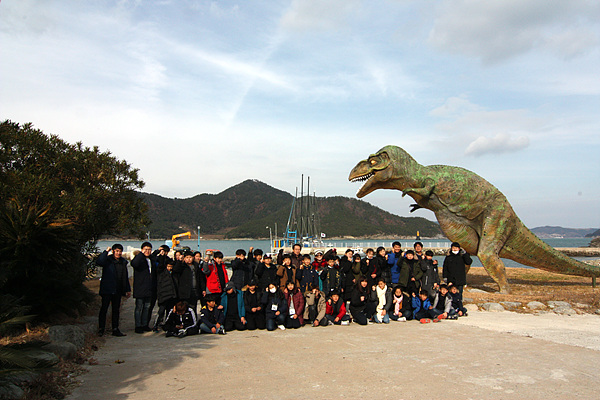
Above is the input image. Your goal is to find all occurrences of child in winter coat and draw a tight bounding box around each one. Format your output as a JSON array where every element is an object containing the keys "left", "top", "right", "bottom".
[
  {"left": 284, "top": 281, "right": 305, "bottom": 329},
  {"left": 244, "top": 280, "right": 266, "bottom": 330},
  {"left": 322, "top": 291, "right": 350, "bottom": 325},
  {"left": 371, "top": 279, "right": 393, "bottom": 324},
  {"left": 221, "top": 281, "right": 247, "bottom": 332},
  {"left": 342, "top": 253, "right": 365, "bottom": 302},
  {"left": 262, "top": 283, "right": 288, "bottom": 331},
  {"left": 411, "top": 290, "right": 442, "bottom": 323},
  {"left": 255, "top": 254, "right": 278, "bottom": 292},
  {"left": 199, "top": 295, "right": 225, "bottom": 334},
  {"left": 304, "top": 286, "right": 327, "bottom": 326},
  {"left": 448, "top": 284, "right": 468, "bottom": 317},
  {"left": 375, "top": 247, "right": 392, "bottom": 285},
  {"left": 320, "top": 256, "right": 342, "bottom": 296},
  {"left": 399, "top": 250, "right": 423, "bottom": 296},
  {"left": 420, "top": 250, "right": 439, "bottom": 301},
  {"left": 154, "top": 257, "right": 178, "bottom": 332},
  {"left": 390, "top": 286, "right": 412, "bottom": 322},
  {"left": 163, "top": 301, "right": 198, "bottom": 338},
  {"left": 432, "top": 284, "right": 452, "bottom": 319},
  {"left": 349, "top": 277, "right": 376, "bottom": 326},
  {"left": 298, "top": 254, "right": 319, "bottom": 293}
]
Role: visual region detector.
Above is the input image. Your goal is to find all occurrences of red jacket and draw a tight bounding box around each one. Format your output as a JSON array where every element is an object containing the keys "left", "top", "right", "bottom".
[
  {"left": 326, "top": 299, "right": 347, "bottom": 320},
  {"left": 204, "top": 261, "right": 229, "bottom": 293},
  {"left": 284, "top": 290, "right": 305, "bottom": 325}
]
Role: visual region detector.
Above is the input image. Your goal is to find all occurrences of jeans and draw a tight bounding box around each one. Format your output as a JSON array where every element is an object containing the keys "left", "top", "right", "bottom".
[
  {"left": 199, "top": 323, "right": 216, "bottom": 334},
  {"left": 373, "top": 312, "right": 390, "bottom": 324},
  {"left": 135, "top": 297, "right": 153, "bottom": 328},
  {"left": 266, "top": 314, "right": 286, "bottom": 331}
]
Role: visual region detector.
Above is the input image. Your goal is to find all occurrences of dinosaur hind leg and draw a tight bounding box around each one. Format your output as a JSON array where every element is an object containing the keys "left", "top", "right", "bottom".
[
  {"left": 478, "top": 210, "right": 513, "bottom": 294},
  {"left": 477, "top": 248, "right": 510, "bottom": 294}
]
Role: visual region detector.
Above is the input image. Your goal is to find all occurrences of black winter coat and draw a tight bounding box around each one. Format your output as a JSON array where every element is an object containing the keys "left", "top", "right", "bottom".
[
  {"left": 374, "top": 255, "right": 391, "bottom": 285},
  {"left": 443, "top": 251, "right": 473, "bottom": 287},
  {"left": 131, "top": 252, "right": 158, "bottom": 298},
  {"left": 230, "top": 257, "right": 252, "bottom": 289},
  {"left": 96, "top": 251, "right": 130, "bottom": 296},
  {"left": 255, "top": 262, "right": 278, "bottom": 291},
  {"left": 173, "top": 261, "right": 203, "bottom": 300}
]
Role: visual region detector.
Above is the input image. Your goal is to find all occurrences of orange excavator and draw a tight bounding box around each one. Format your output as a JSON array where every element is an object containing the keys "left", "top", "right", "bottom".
[{"left": 171, "top": 231, "right": 191, "bottom": 250}]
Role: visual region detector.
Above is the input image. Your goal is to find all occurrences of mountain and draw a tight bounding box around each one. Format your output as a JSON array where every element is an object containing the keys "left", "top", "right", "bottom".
[
  {"left": 586, "top": 229, "right": 600, "bottom": 238},
  {"left": 140, "top": 179, "right": 442, "bottom": 239},
  {"left": 530, "top": 226, "right": 598, "bottom": 239}
]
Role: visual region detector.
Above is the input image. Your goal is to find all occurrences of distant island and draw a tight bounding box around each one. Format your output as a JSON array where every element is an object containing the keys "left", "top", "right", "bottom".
[
  {"left": 139, "top": 179, "right": 444, "bottom": 240},
  {"left": 530, "top": 226, "right": 599, "bottom": 239}
]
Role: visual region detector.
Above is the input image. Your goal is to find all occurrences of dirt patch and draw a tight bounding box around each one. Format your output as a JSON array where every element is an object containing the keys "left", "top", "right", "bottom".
[{"left": 464, "top": 267, "right": 600, "bottom": 312}]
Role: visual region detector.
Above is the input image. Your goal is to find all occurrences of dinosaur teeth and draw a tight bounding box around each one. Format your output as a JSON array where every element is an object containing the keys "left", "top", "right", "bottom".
[{"left": 351, "top": 172, "right": 373, "bottom": 183}]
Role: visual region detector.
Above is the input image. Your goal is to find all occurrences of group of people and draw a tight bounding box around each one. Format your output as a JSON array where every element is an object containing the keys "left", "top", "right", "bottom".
[{"left": 95, "top": 240, "right": 473, "bottom": 337}]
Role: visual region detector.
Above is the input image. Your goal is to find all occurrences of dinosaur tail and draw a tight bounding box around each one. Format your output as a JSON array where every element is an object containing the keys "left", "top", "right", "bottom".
[{"left": 500, "top": 223, "right": 600, "bottom": 277}]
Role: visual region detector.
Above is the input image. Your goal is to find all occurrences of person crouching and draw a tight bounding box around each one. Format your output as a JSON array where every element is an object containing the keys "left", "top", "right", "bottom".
[{"left": 163, "top": 301, "right": 199, "bottom": 338}]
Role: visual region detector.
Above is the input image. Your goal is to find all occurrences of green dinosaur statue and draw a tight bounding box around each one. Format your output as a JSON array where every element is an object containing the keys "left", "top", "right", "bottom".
[{"left": 348, "top": 145, "right": 599, "bottom": 293}]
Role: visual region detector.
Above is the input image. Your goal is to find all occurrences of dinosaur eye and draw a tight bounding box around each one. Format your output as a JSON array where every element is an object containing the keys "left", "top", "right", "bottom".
[{"left": 370, "top": 159, "right": 377, "bottom": 165}]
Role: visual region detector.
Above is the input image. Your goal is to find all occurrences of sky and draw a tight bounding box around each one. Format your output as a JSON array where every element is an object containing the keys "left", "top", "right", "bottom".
[{"left": 1, "top": 0, "right": 599, "bottom": 229}]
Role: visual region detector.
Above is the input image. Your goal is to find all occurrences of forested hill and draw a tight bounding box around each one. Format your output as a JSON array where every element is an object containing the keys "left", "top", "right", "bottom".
[{"left": 140, "top": 179, "right": 442, "bottom": 239}]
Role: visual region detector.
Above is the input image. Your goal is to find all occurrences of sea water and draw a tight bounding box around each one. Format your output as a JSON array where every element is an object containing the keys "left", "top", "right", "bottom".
[{"left": 97, "top": 237, "right": 597, "bottom": 268}]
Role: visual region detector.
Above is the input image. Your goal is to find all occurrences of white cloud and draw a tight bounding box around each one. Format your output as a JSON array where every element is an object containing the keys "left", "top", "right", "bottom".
[
  {"left": 465, "top": 133, "right": 530, "bottom": 156},
  {"left": 428, "top": 0, "right": 600, "bottom": 64},
  {"left": 429, "top": 96, "right": 483, "bottom": 118},
  {"left": 280, "top": 0, "right": 360, "bottom": 32}
]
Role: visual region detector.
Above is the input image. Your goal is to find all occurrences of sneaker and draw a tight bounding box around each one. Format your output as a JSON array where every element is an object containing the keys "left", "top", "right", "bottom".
[
  {"left": 218, "top": 326, "right": 227, "bottom": 335},
  {"left": 152, "top": 326, "right": 160, "bottom": 333},
  {"left": 464, "top": 312, "right": 468, "bottom": 317},
  {"left": 97, "top": 329, "right": 105, "bottom": 337},
  {"left": 419, "top": 318, "right": 431, "bottom": 324},
  {"left": 398, "top": 317, "right": 407, "bottom": 322},
  {"left": 437, "top": 314, "right": 447, "bottom": 320},
  {"left": 447, "top": 314, "right": 458, "bottom": 320},
  {"left": 328, "top": 320, "right": 334, "bottom": 326},
  {"left": 432, "top": 318, "right": 440, "bottom": 323},
  {"left": 112, "top": 329, "right": 126, "bottom": 337},
  {"left": 278, "top": 325, "right": 286, "bottom": 331},
  {"left": 341, "top": 320, "right": 349, "bottom": 325}
]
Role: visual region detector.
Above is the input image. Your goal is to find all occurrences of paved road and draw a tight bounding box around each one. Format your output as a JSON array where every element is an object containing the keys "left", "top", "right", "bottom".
[{"left": 69, "top": 298, "right": 600, "bottom": 400}]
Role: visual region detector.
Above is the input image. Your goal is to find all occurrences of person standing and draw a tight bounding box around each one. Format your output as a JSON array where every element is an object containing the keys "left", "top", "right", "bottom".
[
  {"left": 202, "top": 251, "right": 229, "bottom": 304},
  {"left": 131, "top": 242, "right": 158, "bottom": 333},
  {"left": 443, "top": 242, "right": 473, "bottom": 295},
  {"left": 95, "top": 244, "right": 130, "bottom": 337}
]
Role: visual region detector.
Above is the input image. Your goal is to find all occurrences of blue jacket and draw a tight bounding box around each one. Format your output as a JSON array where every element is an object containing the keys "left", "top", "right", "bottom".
[
  {"left": 388, "top": 252, "right": 403, "bottom": 284},
  {"left": 220, "top": 290, "right": 246, "bottom": 318},
  {"left": 411, "top": 296, "right": 432, "bottom": 319}
]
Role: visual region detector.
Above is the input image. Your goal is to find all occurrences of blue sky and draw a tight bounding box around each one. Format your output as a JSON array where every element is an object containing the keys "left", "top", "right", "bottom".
[{"left": 1, "top": 0, "right": 599, "bottom": 229}]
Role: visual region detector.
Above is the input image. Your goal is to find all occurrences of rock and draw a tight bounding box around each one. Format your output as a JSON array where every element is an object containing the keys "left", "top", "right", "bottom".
[
  {"left": 0, "top": 383, "right": 24, "bottom": 400},
  {"left": 595, "top": 309, "right": 600, "bottom": 315},
  {"left": 48, "top": 325, "right": 85, "bottom": 349},
  {"left": 553, "top": 306, "right": 576, "bottom": 315},
  {"left": 482, "top": 302, "right": 505, "bottom": 312},
  {"left": 575, "top": 303, "right": 589, "bottom": 308},
  {"left": 79, "top": 316, "right": 98, "bottom": 334},
  {"left": 465, "top": 304, "right": 479, "bottom": 313},
  {"left": 43, "top": 341, "right": 78, "bottom": 360},
  {"left": 547, "top": 301, "right": 570, "bottom": 308},
  {"left": 462, "top": 297, "right": 474, "bottom": 303},
  {"left": 500, "top": 301, "right": 522, "bottom": 309},
  {"left": 527, "top": 301, "right": 546, "bottom": 310},
  {"left": 466, "top": 288, "right": 487, "bottom": 294}
]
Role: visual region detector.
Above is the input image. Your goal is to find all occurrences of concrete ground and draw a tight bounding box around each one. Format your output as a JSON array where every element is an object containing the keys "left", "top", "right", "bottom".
[{"left": 69, "top": 298, "right": 600, "bottom": 400}]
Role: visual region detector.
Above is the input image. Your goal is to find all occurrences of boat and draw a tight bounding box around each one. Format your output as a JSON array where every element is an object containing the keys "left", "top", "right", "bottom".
[{"left": 271, "top": 175, "right": 325, "bottom": 253}]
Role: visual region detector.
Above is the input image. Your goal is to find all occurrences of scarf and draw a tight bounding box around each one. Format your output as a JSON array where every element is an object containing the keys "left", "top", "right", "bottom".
[
  {"left": 393, "top": 294, "right": 403, "bottom": 315},
  {"left": 376, "top": 285, "right": 387, "bottom": 320}
]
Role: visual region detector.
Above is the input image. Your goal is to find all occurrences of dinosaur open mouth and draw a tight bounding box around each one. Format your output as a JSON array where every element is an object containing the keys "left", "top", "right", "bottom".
[{"left": 350, "top": 171, "right": 375, "bottom": 196}]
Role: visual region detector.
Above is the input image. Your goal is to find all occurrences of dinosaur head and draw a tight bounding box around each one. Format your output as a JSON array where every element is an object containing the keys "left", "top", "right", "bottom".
[{"left": 348, "top": 145, "right": 418, "bottom": 198}]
